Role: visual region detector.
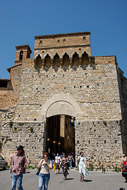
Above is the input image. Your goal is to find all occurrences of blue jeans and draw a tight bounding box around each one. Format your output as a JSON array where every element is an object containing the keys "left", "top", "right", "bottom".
[
  {"left": 11, "top": 173, "right": 23, "bottom": 190},
  {"left": 38, "top": 173, "right": 50, "bottom": 190},
  {"left": 69, "top": 160, "right": 72, "bottom": 168}
]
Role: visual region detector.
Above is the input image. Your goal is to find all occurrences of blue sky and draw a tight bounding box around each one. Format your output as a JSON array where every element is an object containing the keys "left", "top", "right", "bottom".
[{"left": 0, "top": 0, "right": 127, "bottom": 78}]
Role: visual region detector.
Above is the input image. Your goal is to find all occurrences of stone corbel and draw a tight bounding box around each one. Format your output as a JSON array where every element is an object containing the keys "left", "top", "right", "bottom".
[
  {"left": 79, "top": 57, "right": 82, "bottom": 67},
  {"left": 60, "top": 58, "right": 63, "bottom": 68},
  {"left": 69, "top": 57, "right": 72, "bottom": 68},
  {"left": 51, "top": 59, "right": 53, "bottom": 68},
  {"left": 42, "top": 59, "right": 44, "bottom": 67}
]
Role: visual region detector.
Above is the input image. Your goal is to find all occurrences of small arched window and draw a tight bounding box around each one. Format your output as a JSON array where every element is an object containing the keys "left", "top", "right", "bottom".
[
  {"left": 62, "top": 53, "right": 69, "bottom": 71},
  {"left": 44, "top": 54, "right": 51, "bottom": 67},
  {"left": 19, "top": 51, "right": 23, "bottom": 60},
  {"left": 34, "top": 54, "right": 42, "bottom": 70},
  {"left": 72, "top": 52, "right": 79, "bottom": 66},
  {"left": 82, "top": 52, "right": 89, "bottom": 65},
  {"left": 63, "top": 53, "right": 70, "bottom": 65},
  {"left": 53, "top": 54, "right": 60, "bottom": 66}
]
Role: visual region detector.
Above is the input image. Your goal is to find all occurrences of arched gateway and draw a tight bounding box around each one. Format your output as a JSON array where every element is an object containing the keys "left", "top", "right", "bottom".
[{"left": 41, "top": 93, "right": 82, "bottom": 157}]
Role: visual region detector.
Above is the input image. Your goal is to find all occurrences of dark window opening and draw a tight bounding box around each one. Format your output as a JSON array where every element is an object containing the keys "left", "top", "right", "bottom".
[
  {"left": 19, "top": 51, "right": 23, "bottom": 60},
  {"left": 39, "top": 40, "right": 42, "bottom": 44},
  {"left": 0, "top": 80, "right": 8, "bottom": 88}
]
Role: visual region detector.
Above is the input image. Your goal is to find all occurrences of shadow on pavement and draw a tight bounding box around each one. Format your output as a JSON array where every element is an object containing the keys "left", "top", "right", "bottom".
[
  {"left": 65, "top": 178, "right": 74, "bottom": 180},
  {"left": 84, "top": 179, "right": 93, "bottom": 182},
  {"left": 25, "top": 171, "right": 31, "bottom": 174}
]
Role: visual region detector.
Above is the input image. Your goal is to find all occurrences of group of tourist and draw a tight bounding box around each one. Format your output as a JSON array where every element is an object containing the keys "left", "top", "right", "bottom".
[
  {"left": 10, "top": 145, "right": 127, "bottom": 190},
  {"left": 10, "top": 145, "right": 89, "bottom": 190}
]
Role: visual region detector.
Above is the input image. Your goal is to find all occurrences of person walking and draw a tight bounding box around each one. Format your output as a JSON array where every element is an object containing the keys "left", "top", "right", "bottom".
[
  {"left": 54, "top": 153, "right": 61, "bottom": 174},
  {"left": 61, "top": 153, "right": 69, "bottom": 180},
  {"left": 68, "top": 153, "right": 74, "bottom": 169},
  {"left": 11, "top": 145, "right": 28, "bottom": 190},
  {"left": 37, "top": 152, "right": 52, "bottom": 190},
  {"left": 78, "top": 152, "right": 89, "bottom": 182},
  {"left": 10, "top": 151, "right": 17, "bottom": 177}
]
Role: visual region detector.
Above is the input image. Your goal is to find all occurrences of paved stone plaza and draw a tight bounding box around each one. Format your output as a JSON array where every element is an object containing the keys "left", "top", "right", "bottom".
[{"left": 0, "top": 169, "right": 127, "bottom": 190}]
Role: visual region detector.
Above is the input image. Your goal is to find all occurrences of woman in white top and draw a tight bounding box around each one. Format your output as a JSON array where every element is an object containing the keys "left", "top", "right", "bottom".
[
  {"left": 78, "top": 152, "right": 89, "bottom": 182},
  {"left": 55, "top": 153, "right": 61, "bottom": 174},
  {"left": 37, "top": 152, "right": 52, "bottom": 190}
]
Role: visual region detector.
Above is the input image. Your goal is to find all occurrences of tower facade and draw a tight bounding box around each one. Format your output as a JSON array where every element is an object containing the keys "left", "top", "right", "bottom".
[{"left": 0, "top": 32, "right": 127, "bottom": 169}]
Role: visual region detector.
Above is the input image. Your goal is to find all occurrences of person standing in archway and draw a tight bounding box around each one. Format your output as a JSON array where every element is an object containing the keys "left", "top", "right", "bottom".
[{"left": 54, "top": 153, "right": 61, "bottom": 174}]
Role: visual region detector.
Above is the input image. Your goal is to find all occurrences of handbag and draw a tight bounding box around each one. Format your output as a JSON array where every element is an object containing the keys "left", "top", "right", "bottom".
[
  {"left": 36, "top": 168, "right": 41, "bottom": 175},
  {"left": 85, "top": 168, "right": 89, "bottom": 176}
]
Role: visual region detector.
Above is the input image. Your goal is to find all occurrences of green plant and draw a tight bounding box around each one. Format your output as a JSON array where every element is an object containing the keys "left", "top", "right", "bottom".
[
  {"left": 88, "top": 164, "right": 94, "bottom": 171},
  {"left": 0, "top": 141, "right": 2, "bottom": 149},
  {"left": 102, "top": 168, "right": 106, "bottom": 173},
  {"left": 98, "top": 118, "right": 103, "bottom": 120},
  {"left": 9, "top": 120, "right": 13, "bottom": 128},
  {"left": 103, "top": 121, "right": 107, "bottom": 127},
  {"left": 14, "top": 127, "right": 17, "bottom": 131},
  {"left": 30, "top": 127, "right": 34, "bottom": 133},
  {"left": 113, "top": 166, "right": 121, "bottom": 172},
  {"left": 18, "top": 123, "right": 24, "bottom": 126}
]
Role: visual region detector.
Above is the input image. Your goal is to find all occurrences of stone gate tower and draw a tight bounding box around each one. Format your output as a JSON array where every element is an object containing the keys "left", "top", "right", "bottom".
[{"left": 0, "top": 32, "right": 127, "bottom": 169}]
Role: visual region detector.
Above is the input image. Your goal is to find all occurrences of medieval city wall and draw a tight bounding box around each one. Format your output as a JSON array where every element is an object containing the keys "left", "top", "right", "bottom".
[
  {"left": 0, "top": 119, "right": 123, "bottom": 168},
  {"left": 75, "top": 120, "right": 122, "bottom": 169},
  {"left": 1, "top": 121, "right": 45, "bottom": 165},
  {"left": 12, "top": 57, "right": 121, "bottom": 122},
  {"left": 0, "top": 32, "right": 126, "bottom": 169}
]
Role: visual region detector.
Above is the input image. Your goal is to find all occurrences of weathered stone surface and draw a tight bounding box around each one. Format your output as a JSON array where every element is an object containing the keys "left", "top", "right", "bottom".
[{"left": 0, "top": 32, "right": 127, "bottom": 168}]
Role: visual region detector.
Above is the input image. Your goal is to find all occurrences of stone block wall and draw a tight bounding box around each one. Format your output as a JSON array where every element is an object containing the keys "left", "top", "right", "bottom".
[
  {"left": 0, "top": 121, "right": 45, "bottom": 166},
  {"left": 75, "top": 120, "right": 122, "bottom": 169},
  {"left": 34, "top": 32, "right": 91, "bottom": 58},
  {"left": 117, "top": 67, "right": 127, "bottom": 154},
  {"left": 13, "top": 58, "right": 121, "bottom": 122}
]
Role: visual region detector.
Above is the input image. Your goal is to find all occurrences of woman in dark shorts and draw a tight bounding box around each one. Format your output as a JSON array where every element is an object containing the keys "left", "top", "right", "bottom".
[{"left": 61, "top": 153, "right": 69, "bottom": 180}]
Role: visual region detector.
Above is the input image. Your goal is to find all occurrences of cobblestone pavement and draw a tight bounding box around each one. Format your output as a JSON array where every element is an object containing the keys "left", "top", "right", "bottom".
[{"left": 0, "top": 168, "right": 127, "bottom": 190}]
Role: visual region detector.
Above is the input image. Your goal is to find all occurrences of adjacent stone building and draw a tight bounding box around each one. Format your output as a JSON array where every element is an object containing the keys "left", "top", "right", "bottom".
[{"left": 0, "top": 32, "right": 127, "bottom": 169}]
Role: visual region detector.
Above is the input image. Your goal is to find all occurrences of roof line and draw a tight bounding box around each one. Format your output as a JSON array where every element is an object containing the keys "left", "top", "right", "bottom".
[{"left": 35, "top": 32, "right": 91, "bottom": 39}]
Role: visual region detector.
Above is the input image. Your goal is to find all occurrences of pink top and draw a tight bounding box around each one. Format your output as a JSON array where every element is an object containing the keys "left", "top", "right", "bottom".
[{"left": 11, "top": 153, "right": 27, "bottom": 175}]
